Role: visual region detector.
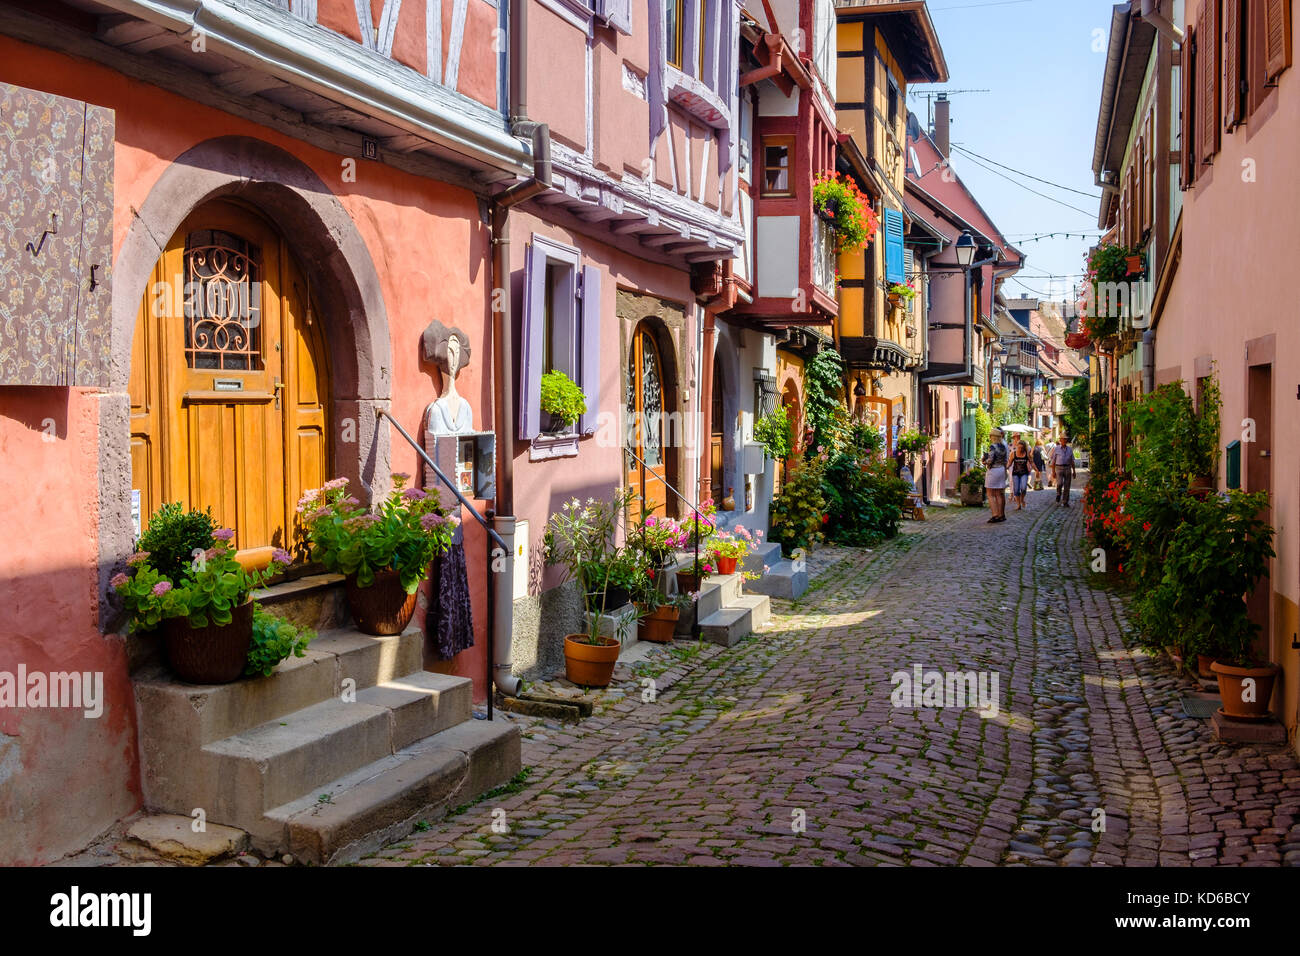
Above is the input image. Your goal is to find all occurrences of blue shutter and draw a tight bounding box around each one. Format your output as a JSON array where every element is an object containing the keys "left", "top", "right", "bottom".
[
  {"left": 597, "top": 0, "right": 632, "bottom": 34},
  {"left": 579, "top": 265, "right": 602, "bottom": 436},
  {"left": 884, "top": 208, "right": 905, "bottom": 284},
  {"left": 518, "top": 241, "right": 547, "bottom": 441}
]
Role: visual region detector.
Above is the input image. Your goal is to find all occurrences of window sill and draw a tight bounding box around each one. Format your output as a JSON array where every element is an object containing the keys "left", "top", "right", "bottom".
[
  {"left": 529, "top": 431, "right": 581, "bottom": 461},
  {"left": 665, "top": 67, "right": 729, "bottom": 129}
]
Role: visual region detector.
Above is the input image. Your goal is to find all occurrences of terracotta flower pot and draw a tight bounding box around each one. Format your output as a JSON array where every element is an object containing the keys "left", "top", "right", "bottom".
[
  {"left": 163, "top": 599, "right": 253, "bottom": 684},
  {"left": 637, "top": 604, "right": 680, "bottom": 644},
  {"left": 715, "top": 556, "right": 738, "bottom": 575},
  {"left": 1211, "top": 660, "right": 1280, "bottom": 720},
  {"left": 1196, "top": 653, "right": 1217, "bottom": 680},
  {"left": 1125, "top": 255, "right": 1144, "bottom": 275},
  {"left": 676, "top": 570, "right": 706, "bottom": 592},
  {"left": 564, "top": 635, "right": 621, "bottom": 687},
  {"left": 345, "top": 568, "right": 420, "bottom": 635}
]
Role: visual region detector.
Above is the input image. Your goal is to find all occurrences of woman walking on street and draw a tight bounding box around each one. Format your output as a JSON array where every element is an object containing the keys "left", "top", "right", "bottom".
[
  {"left": 1032, "top": 441, "right": 1045, "bottom": 491},
  {"left": 983, "top": 428, "right": 1010, "bottom": 523},
  {"left": 1010, "top": 438, "right": 1032, "bottom": 510}
]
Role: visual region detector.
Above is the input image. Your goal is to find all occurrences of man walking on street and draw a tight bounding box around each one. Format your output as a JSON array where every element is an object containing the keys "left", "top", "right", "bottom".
[{"left": 1052, "top": 435, "right": 1076, "bottom": 506}]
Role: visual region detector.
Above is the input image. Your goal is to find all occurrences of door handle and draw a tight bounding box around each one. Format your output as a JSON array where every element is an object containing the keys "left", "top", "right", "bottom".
[{"left": 273, "top": 377, "right": 284, "bottom": 409}]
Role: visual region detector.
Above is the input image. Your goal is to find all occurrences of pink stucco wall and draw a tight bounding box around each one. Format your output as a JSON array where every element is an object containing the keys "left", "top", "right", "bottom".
[
  {"left": 0, "top": 34, "right": 495, "bottom": 861},
  {"left": 1152, "top": 16, "right": 1300, "bottom": 735}
]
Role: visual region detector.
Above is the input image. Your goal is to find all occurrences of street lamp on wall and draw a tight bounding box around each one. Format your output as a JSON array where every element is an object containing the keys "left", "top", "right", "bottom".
[{"left": 954, "top": 230, "right": 977, "bottom": 269}]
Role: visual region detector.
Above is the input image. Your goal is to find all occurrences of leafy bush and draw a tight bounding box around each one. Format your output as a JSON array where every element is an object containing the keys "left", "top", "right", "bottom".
[
  {"left": 539, "top": 370, "right": 587, "bottom": 428},
  {"left": 246, "top": 607, "right": 314, "bottom": 677},
  {"left": 823, "top": 452, "right": 909, "bottom": 546},
  {"left": 1061, "top": 378, "right": 1090, "bottom": 442},
  {"left": 753, "top": 404, "right": 794, "bottom": 460},
  {"left": 1133, "top": 491, "right": 1274, "bottom": 664},
  {"left": 299, "top": 474, "right": 457, "bottom": 594},
  {"left": 973, "top": 405, "right": 992, "bottom": 458},
  {"left": 770, "top": 453, "right": 828, "bottom": 556},
  {"left": 958, "top": 465, "right": 986, "bottom": 495},
  {"left": 804, "top": 347, "right": 847, "bottom": 455},
  {"left": 137, "top": 502, "right": 217, "bottom": 584}
]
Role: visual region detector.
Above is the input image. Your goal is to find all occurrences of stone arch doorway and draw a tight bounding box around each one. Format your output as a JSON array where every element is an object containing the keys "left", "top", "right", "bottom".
[
  {"left": 777, "top": 378, "right": 803, "bottom": 493},
  {"left": 102, "top": 136, "right": 392, "bottom": 603},
  {"left": 624, "top": 317, "right": 681, "bottom": 518}
]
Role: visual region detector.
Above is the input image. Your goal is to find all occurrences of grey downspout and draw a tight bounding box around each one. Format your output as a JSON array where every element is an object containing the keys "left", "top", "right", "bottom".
[
  {"left": 1142, "top": 328, "right": 1155, "bottom": 394},
  {"left": 488, "top": 6, "right": 552, "bottom": 694}
]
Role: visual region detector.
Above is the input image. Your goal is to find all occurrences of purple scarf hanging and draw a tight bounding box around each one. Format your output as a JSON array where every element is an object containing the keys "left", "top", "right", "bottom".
[{"left": 427, "top": 522, "right": 475, "bottom": 660}]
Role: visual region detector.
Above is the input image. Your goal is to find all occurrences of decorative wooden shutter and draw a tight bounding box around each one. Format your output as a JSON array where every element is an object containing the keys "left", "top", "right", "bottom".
[
  {"left": 1224, "top": 0, "right": 1244, "bottom": 128},
  {"left": 578, "top": 265, "right": 601, "bottom": 436},
  {"left": 518, "top": 240, "right": 547, "bottom": 441},
  {"left": 1265, "top": 0, "right": 1292, "bottom": 82},
  {"left": 1181, "top": 29, "right": 1197, "bottom": 187},
  {"left": 596, "top": 0, "right": 633, "bottom": 34},
  {"left": 883, "top": 208, "right": 905, "bottom": 284},
  {"left": 1201, "top": 0, "right": 1220, "bottom": 161},
  {"left": 0, "top": 83, "right": 114, "bottom": 386}
]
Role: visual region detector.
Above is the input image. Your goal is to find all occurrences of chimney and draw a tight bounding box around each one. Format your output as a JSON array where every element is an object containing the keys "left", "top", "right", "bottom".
[{"left": 934, "top": 94, "right": 950, "bottom": 159}]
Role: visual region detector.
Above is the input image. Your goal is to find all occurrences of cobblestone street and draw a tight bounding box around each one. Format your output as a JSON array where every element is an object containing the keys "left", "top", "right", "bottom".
[{"left": 362, "top": 484, "right": 1300, "bottom": 867}]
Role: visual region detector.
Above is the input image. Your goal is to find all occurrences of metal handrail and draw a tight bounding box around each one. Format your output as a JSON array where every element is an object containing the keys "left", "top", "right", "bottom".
[
  {"left": 376, "top": 408, "right": 504, "bottom": 719},
  {"left": 623, "top": 446, "right": 714, "bottom": 642}
]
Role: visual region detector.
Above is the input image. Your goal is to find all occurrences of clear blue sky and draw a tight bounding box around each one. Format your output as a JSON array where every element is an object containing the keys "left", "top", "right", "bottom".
[{"left": 916, "top": 0, "right": 1120, "bottom": 303}]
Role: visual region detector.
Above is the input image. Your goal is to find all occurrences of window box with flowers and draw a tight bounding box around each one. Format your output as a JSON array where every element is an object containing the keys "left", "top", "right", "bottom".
[
  {"left": 887, "top": 283, "right": 917, "bottom": 310},
  {"left": 812, "top": 171, "right": 879, "bottom": 256}
]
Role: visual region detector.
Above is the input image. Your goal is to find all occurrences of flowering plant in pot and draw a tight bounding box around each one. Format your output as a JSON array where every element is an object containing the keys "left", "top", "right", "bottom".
[
  {"left": 812, "top": 170, "right": 879, "bottom": 255},
  {"left": 543, "top": 488, "right": 642, "bottom": 686},
  {"left": 112, "top": 508, "right": 295, "bottom": 684},
  {"left": 895, "top": 428, "right": 933, "bottom": 455},
  {"left": 675, "top": 554, "right": 716, "bottom": 593},
  {"left": 887, "top": 283, "right": 917, "bottom": 308},
  {"left": 299, "top": 474, "right": 458, "bottom": 635},
  {"left": 706, "top": 525, "right": 762, "bottom": 576},
  {"left": 632, "top": 513, "right": 689, "bottom": 567},
  {"left": 680, "top": 498, "right": 718, "bottom": 548},
  {"left": 956, "top": 465, "right": 986, "bottom": 506}
]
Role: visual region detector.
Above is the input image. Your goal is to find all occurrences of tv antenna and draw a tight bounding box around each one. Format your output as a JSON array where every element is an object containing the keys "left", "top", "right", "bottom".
[{"left": 911, "top": 89, "right": 991, "bottom": 130}]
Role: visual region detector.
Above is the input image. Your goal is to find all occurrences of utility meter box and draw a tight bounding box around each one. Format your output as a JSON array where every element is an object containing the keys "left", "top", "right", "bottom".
[{"left": 741, "top": 443, "right": 766, "bottom": 475}]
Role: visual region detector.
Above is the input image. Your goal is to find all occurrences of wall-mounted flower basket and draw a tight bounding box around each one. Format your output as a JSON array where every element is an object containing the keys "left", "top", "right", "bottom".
[
  {"left": 1125, "top": 254, "right": 1145, "bottom": 276},
  {"left": 812, "top": 171, "right": 879, "bottom": 255},
  {"left": 1064, "top": 331, "right": 1091, "bottom": 349}
]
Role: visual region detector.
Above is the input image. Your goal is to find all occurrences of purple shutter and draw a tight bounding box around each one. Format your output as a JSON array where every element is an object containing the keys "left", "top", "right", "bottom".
[
  {"left": 518, "top": 240, "right": 547, "bottom": 441},
  {"left": 579, "top": 265, "right": 602, "bottom": 436},
  {"left": 597, "top": 0, "right": 632, "bottom": 34}
]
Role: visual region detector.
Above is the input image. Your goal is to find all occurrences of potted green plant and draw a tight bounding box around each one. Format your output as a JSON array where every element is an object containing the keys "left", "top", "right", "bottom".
[
  {"left": 887, "top": 283, "right": 917, "bottom": 309},
  {"left": 634, "top": 577, "right": 691, "bottom": 645},
  {"left": 299, "top": 474, "right": 459, "bottom": 635},
  {"left": 544, "top": 489, "right": 641, "bottom": 687},
  {"left": 769, "top": 452, "right": 829, "bottom": 556},
  {"left": 112, "top": 511, "right": 294, "bottom": 684},
  {"left": 753, "top": 404, "right": 794, "bottom": 462},
  {"left": 957, "top": 465, "right": 987, "bottom": 506},
  {"left": 579, "top": 550, "right": 647, "bottom": 611},
  {"left": 896, "top": 428, "right": 933, "bottom": 455},
  {"left": 706, "top": 525, "right": 762, "bottom": 575},
  {"left": 246, "top": 607, "right": 315, "bottom": 677},
  {"left": 539, "top": 369, "right": 587, "bottom": 434}
]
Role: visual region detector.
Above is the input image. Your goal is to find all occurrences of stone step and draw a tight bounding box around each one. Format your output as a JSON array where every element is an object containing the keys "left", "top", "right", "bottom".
[
  {"left": 133, "top": 625, "right": 424, "bottom": 750},
  {"left": 745, "top": 559, "right": 809, "bottom": 600},
  {"left": 743, "top": 542, "right": 783, "bottom": 574},
  {"left": 733, "top": 593, "right": 771, "bottom": 629},
  {"left": 355, "top": 671, "right": 473, "bottom": 751},
  {"left": 204, "top": 697, "right": 395, "bottom": 826},
  {"left": 698, "top": 605, "right": 753, "bottom": 647},
  {"left": 263, "top": 718, "right": 521, "bottom": 864},
  {"left": 693, "top": 573, "right": 743, "bottom": 619},
  {"left": 253, "top": 573, "right": 348, "bottom": 632}
]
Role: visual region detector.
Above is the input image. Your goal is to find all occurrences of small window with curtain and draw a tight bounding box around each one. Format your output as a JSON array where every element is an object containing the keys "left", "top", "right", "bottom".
[{"left": 762, "top": 136, "right": 794, "bottom": 196}]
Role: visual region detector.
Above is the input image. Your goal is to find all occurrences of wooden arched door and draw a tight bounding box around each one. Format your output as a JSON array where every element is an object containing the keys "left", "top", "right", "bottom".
[
  {"left": 129, "top": 199, "right": 332, "bottom": 565},
  {"left": 710, "top": 355, "right": 725, "bottom": 505},
  {"left": 625, "top": 323, "right": 669, "bottom": 517}
]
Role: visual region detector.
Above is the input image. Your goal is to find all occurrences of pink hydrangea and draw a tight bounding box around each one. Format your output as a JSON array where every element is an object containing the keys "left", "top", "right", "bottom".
[
  {"left": 271, "top": 548, "right": 293, "bottom": 566},
  {"left": 341, "top": 496, "right": 361, "bottom": 508},
  {"left": 323, "top": 477, "right": 349, "bottom": 490},
  {"left": 152, "top": 581, "right": 172, "bottom": 597},
  {"left": 212, "top": 528, "right": 235, "bottom": 541},
  {"left": 420, "top": 513, "right": 445, "bottom": 531},
  {"left": 403, "top": 488, "right": 428, "bottom": 501},
  {"left": 110, "top": 572, "right": 129, "bottom": 589},
  {"left": 126, "top": 552, "right": 150, "bottom": 566}
]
